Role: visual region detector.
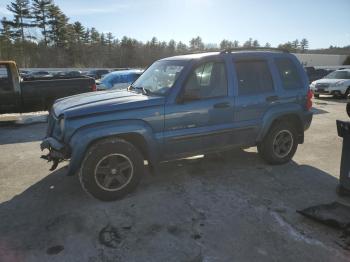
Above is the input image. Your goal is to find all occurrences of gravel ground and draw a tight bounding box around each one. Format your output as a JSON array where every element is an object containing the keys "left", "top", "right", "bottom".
[{"left": 0, "top": 98, "right": 349, "bottom": 262}]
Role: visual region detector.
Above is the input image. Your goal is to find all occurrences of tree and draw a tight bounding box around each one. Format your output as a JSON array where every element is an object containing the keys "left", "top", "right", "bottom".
[
  {"left": 90, "top": 27, "right": 100, "bottom": 44},
  {"left": 189, "top": 36, "right": 204, "bottom": 51},
  {"left": 220, "top": 39, "right": 234, "bottom": 50},
  {"left": 291, "top": 39, "right": 299, "bottom": 51},
  {"left": 32, "top": 0, "right": 53, "bottom": 45},
  {"left": 5, "top": 0, "right": 32, "bottom": 42},
  {"left": 243, "top": 38, "right": 253, "bottom": 47},
  {"left": 264, "top": 42, "right": 271, "bottom": 48},
  {"left": 176, "top": 41, "right": 187, "bottom": 53},
  {"left": 278, "top": 42, "right": 293, "bottom": 52},
  {"left": 72, "top": 21, "right": 85, "bottom": 43},
  {"left": 167, "top": 39, "right": 176, "bottom": 56},
  {"left": 47, "top": 4, "right": 69, "bottom": 47},
  {"left": 106, "top": 32, "right": 113, "bottom": 47},
  {"left": 300, "top": 38, "right": 309, "bottom": 52}
]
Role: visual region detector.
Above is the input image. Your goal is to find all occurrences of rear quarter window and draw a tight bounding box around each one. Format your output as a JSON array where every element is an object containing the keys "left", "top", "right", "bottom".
[{"left": 275, "top": 58, "right": 303, "bottom": 89}]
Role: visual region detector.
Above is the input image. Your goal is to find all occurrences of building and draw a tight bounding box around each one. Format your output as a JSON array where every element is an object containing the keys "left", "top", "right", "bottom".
[{"left": 294, "top": 53, "right": 348, "bottom": 67}]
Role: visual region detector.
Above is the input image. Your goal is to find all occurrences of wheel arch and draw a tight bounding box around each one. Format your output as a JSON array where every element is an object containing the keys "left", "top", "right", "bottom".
[
  {"left": 258, "top": 107, "right": 305, "bottom": 144},
  {"left": 66, "top": 120, "right": 159, "bottom": 176}
]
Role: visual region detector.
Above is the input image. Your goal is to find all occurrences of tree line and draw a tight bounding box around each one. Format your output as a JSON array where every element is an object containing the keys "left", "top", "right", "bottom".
[{"left": 0, "top": 0, "right": 340, "bottom": 68}]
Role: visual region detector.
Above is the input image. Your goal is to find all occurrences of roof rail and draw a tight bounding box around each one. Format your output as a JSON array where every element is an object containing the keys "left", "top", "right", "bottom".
[{"left": 220, "top": 47, "right": 289, "bottom": 54}]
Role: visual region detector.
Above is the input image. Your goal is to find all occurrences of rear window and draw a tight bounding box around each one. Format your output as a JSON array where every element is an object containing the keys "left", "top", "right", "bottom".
[
  {"left": 275, "top": 58, "right": 303, "bottom": 89},
  {"left": 235, "top": 60, "right": 274, "bottom": 95},
  {"left": 0, "top": 65, "right": 9, "bottom": 79}
]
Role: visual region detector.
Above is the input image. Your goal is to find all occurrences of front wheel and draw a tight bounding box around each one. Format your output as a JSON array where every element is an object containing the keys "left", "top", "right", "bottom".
[
  {"left": 258, "top": 122, "right": 298, "bottom": 165},
  {"left": 79, "top": 138, "right": 144, "bottom": 201}
]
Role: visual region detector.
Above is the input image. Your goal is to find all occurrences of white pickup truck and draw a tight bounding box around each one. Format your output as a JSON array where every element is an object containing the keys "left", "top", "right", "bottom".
[{"left": 310, "top": 69, "right": 350, "bottom": 98}]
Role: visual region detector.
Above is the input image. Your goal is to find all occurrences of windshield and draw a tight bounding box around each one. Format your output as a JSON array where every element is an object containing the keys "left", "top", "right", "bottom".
[
  {"left": 324, "top": 70, "right": 350, "bottom": 79},
  {"left": 131, "top": 60, "right": 186, "bottom": 95}
]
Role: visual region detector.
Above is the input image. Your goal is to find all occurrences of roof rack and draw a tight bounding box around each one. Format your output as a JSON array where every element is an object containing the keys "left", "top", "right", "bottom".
[{"left": 220, "top": 47, "right": 289, "bottom": 54}]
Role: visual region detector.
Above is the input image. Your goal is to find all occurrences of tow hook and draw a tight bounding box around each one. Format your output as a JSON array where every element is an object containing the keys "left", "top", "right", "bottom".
[
  {"left": 41, "top": 151, "right": 63, "bottom": 171},
  {"left": 40, "top": 138, "right": 68, "bottom": 171},
  {"left": 41, "top": 153, "right": 62, "bottom": 171}
]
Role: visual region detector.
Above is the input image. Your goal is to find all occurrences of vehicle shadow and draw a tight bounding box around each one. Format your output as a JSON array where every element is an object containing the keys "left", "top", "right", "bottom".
[
  {"left": 0, "top": 149, "right": 346, "bottom": 261},
  {"left": 314, "top": 96, "right": 349, "bottom": 104},
  {"left": 311, "top": 107, "right": 328, "bottom": 115}
]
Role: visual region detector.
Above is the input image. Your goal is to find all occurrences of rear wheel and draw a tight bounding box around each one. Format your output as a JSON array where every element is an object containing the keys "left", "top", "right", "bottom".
[
  {"left": 258, "top": 122, "right": 298, "bottom": 165},
  {"left": 79, "top": 138, "right": 144, "bottom": 201}
]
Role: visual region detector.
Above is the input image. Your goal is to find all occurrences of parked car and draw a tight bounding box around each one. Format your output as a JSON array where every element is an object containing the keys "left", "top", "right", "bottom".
[
  {"left": 54, "top": 70, "right": 82, "bottom": 78},
  {"left": 41, "top": 49, "right": 313, "bottom": 201},
  {"left": 19, "top": 69, "right": 31, "bottom": 77},
  {"left": 97, "top": 70, "right": 143, "bottom": 91},
  {"left": 24, "top": 70, "right": 52, "bottom": 79},
  {"left": 86, "top": 69, "right": 110, "bottom": 79},
  {"left": 305, "top": 67, "right": 333, "bottom": 84},
  {"left": 310, "top": 69, "right": 350, "bottom": 98},
  {"left": 0, "top": 61, "right": 96, "bottom": 113}
]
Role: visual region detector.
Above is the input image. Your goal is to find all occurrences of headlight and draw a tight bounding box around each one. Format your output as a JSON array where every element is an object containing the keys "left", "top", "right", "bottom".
[{"left": 335, "top": 81, "right": 345, "bottom": 86}]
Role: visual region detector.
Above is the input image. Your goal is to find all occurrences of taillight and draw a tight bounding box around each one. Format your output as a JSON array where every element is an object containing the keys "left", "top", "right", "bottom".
[
  {"left": 91, "top": 83, "right": 97, "bottom": 91},
  {"left": 306, "top": 89, "right": 313, "bottom": 110}
]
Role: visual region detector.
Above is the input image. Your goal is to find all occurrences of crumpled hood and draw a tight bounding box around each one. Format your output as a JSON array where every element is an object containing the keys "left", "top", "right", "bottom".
[{"left": 53, "top": 90, "right": 164, "bottom": 118}]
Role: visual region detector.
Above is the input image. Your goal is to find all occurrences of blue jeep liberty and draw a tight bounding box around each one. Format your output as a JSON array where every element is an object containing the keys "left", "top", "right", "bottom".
[{"left": 41, "top": 49, "right": 313, "bottom": 201}]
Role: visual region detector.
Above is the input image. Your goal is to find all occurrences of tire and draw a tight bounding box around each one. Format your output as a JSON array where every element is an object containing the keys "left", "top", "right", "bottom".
[
  {"left": 314, "top": 94, "right": 319, "bottom": 98},
  {"left": 79, "top": 137, "right": 144, "bottom": 201},
  {"left": 344, "top": 87, "right": 350, "bottom": 99},
  {"left": 257, "top": 122, "right": 298, "bottom": 165}
]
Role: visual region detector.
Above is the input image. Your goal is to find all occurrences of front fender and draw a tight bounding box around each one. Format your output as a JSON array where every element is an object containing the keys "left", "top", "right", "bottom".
[
  {"left": 66, "top": 120, "right": 159, "bottom": 176},
  {"left": 257, "top": 103, "right": 305, "bottom": 142}
]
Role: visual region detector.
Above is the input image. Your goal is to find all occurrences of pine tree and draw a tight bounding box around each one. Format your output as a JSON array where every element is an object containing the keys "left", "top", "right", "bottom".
[
  {"left": 189, "top": 36, "right": 204, "bottom": 51},
  {"left": 291, "top": 39, "right": 299, "bottom": 50},
  {"left": 90, "top": 27, "right": 100, "bottom": 44},
  {"left": 32, "top": 0, "right": 53, "bottom": 45},
  {"left": 300, "top": 38, "right": 309, "bottom": 52},
  {"left": 72, "top": 21, "right": 85, "bottom": 43},
  {"left": 4, "top": 0, "right": 33, "bottom": 42},
  {"left": 47, "top": 4, "right": 68, "bottom": 47}
]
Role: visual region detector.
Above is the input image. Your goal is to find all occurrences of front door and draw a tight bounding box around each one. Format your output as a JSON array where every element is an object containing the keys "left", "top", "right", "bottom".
[{"left": 163, "top": 60, "right": 234, "bottom": 159}]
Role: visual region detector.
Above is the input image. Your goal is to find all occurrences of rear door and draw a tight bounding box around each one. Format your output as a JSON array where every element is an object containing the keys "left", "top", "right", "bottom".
[
  {"left": 0, "top": 64, "right": 20, "bottom": 113},
  {"left": 232, "top": 56, "right": 277, "bottom": 144}
]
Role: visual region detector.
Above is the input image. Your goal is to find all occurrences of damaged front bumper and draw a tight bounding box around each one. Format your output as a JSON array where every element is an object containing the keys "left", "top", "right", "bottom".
[{"left": 40, "top": 137, "right": 70, "bottom": 171}]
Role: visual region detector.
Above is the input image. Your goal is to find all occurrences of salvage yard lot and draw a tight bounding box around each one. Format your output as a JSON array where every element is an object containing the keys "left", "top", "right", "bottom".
[{"left": 0, "top": 98, "right": 349, "bottom": 262}]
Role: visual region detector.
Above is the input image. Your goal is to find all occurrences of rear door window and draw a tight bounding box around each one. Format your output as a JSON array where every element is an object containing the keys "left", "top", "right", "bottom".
[
  {"left": 235, "top": 60, "right": 274, "bottom": 95},
  {"left": 275, "top": 58, "right": 303, "bottom": 89}
]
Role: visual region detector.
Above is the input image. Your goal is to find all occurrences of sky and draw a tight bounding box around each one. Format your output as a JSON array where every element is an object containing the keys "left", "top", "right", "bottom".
[{"left": 0, "top": 0, "right": 349, "bottom": 49}]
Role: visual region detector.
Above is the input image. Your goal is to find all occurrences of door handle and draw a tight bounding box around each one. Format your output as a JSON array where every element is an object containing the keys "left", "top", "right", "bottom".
[
  {"left": 266, "top": 95, "right": 279, "bottom": 102},
  {"left": 213, "top": 102, "right": 230, "bottom": 109}
]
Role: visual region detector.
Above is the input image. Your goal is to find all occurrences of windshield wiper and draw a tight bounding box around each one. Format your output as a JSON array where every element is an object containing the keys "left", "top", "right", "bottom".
[{"left": 129, "top": 85, "right": 151, "bottom": 96}]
